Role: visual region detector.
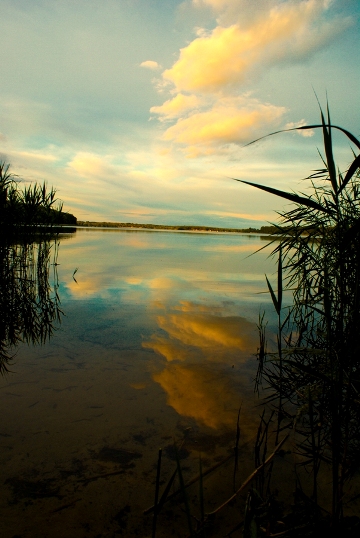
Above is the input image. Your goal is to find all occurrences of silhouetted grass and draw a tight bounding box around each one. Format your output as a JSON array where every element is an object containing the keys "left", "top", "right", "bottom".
[{"left": 238, "top": 101, "right": 360, "bottom": 529}]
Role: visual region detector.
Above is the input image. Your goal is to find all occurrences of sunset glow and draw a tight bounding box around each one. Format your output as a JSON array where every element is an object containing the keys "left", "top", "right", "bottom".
[{"left": 0, "top": 0, "right": 358, "bottom": 227}]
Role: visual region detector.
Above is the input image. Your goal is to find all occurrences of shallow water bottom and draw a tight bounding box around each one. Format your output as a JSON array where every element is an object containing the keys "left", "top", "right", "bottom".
[{"left": 0, "top": 311, "right": 263, "bottom": 537}]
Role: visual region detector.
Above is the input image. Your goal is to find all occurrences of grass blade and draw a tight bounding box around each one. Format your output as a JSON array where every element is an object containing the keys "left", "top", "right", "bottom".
[{"left": 199, "top": 454, "right": 205, "bottom": 535}]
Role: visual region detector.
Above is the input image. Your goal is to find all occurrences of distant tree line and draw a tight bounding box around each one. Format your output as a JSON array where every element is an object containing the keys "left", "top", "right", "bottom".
[{"left": 77, "top": 221, "right": 279, "bottom": 234}]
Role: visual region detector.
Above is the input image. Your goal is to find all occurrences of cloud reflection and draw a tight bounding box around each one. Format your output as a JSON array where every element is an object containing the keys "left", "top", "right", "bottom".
[{"left": 144, "top": 302, "right": 259, "bottom": 430}]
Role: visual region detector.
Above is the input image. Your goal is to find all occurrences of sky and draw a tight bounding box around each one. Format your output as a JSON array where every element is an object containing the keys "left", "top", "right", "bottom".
[{"left": 0, "top": 0, "right": 359, "bottom": 228}]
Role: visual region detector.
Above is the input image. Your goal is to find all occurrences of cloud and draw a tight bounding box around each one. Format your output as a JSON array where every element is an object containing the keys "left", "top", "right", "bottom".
[
  {"left": 11, "top": 149, "right": 59, "bottom": 163},
  {"left": 159, "top": 97, "right": 286, "bottom": 155},
  {"left": 285, "top": 120, "right": 315, "bottom": 137},
  {"left": 165, "top": 1, "right": 350, "bottom": 93},
  {"left": 150, "top": 93, "right": 200, "bottom": 120},
  {"left": 67, "top": 152, "right": 118, "bottom": 179},
  {"left": 151, "top": 0, "right": 352, "bottom": 156},
  {"left": 140, "top": 60, "right": 162, "bottom": 70}
]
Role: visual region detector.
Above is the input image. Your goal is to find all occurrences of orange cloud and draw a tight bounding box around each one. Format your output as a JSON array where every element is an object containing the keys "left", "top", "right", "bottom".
[
  {"left": 146, "top": 302, "right": 263, "bottom": 429},
  {"left": 158, "top": 312, "right": 256, "bottom": 351}
]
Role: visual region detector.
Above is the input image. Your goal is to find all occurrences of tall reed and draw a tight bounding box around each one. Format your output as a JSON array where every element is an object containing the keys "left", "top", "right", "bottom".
[
  {"left": 236, "top": 102, "right": 360, "bottom": 527},
  {"left": 0, "top": 160, "right": 74, "bottom": 230}
]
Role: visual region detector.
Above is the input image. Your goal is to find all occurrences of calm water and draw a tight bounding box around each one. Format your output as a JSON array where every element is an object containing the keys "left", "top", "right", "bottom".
[{"left": 0, "top": 228, "right": 279, "bottom": 537}]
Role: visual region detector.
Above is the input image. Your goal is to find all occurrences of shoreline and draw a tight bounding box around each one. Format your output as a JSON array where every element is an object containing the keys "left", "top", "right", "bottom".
[{"left": 76, "top": 220, "right": 276, "bottom": 234}]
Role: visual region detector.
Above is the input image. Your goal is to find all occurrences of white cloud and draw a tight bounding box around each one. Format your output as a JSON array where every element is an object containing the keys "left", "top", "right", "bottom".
[
  {"left": 67, "top": 152, "right": 119, "bottom": 179},
  {"left": 140, "top": 60, "right": 162, "bottom": 70},
  {"left": 285, "top": 120, "right": 315, "bottom": 137}
]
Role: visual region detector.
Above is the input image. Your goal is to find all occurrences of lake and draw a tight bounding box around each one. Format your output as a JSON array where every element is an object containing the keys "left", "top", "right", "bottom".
[{"left": 0, "top": 228, "right": 279, "bottom": 537}]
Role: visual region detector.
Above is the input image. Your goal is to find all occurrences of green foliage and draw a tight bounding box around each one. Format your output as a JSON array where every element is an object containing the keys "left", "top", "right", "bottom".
[{"left": 240, "top": 104, "right": 360, "bottom": 525}]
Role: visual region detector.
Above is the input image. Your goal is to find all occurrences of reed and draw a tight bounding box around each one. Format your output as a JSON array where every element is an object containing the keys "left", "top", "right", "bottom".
[
  {"left": 0, "top": 160, "right": 75, "bottom": 229},
  {"left": 237, "top": 101, "right": 360, "bottom": 528}
]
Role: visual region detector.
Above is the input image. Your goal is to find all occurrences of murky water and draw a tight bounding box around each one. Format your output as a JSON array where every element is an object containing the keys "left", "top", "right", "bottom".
[{"left": 0, "top": 229, "right": 279, "bottom": 537}]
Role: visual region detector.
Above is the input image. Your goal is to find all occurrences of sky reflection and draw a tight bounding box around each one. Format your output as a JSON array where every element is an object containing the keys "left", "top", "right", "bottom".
[
  {"left": 58, "top": 228, "right": 275, "bottom": 309},
  {"left": 0, "top": 228, "right": 280, "bottom": 537},
  {"left": 144, "top": 301, "right": 259, "bottom": 430},
  {"left": 54, "top": 228, "right": 276, "bottom": 431}
]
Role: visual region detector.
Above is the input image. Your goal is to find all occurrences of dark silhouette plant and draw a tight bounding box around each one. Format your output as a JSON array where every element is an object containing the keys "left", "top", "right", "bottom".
[
  {"left": 235, "top": 103, "right": 360, "bottom": 528},
  {"left": 0, "top": 160, "right": 76, "bottom": 229}
]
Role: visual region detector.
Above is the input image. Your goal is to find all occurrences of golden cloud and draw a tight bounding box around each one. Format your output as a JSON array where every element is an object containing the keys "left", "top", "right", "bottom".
[
  {"left": 125, "top": 277, "right": 143, "bottom": 285},
  {"left": 150, "top": 0, "right": 351, "bottom": 157},
  {"left": 148, "top": 277, "right": 177, "bottom": 290},
  {"left": 159, "top": 311, "right": 256, "bottom": 351},
  {"left": 161, "top": 97, "right": 285, "bottom": 152},
  {"left": 146, "top": 302, "right": 263, "bottom": 429},
  {"left": 150, "top": 93, "right": 200, "bottom": 120},
  {"left": 165, "top": 2, "right": 348, "bottom": 93},
  {"left": 67, "top": 276, "right": 104, "bottom": 297},
  {"left": 153, "top": 363, "right": 240, "bottom": 428},
  {"left": 144, "top": 303, "right": 258, "bottom": 364}
]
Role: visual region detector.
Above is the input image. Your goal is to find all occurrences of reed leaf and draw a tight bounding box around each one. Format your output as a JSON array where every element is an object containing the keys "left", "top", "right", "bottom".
[
  {"left": 277, "top": 246, "right": 283, "bottom": 313},
  {"left": 265, "top": 275, "right": 280, "bottom": 315},
  {"left": 320, "top": 104, "right": 337, "bottom": 193},
  {"left": 338, "top": 154, "right": 360, "bottom": 193},
  {"left": 241, "top": 100, "right": 360, "bottom": 524},
  {"left": 243, "top": 124, "right": 360, "bottom": 152},
  {"left": 233, "top": 179, "right": 330, "bottom": 214}
]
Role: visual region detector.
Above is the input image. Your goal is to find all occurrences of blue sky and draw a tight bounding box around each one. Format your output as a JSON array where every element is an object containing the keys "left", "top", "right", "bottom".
[{"left": 0, "top": 0, "right": 359, "bottom": 227}]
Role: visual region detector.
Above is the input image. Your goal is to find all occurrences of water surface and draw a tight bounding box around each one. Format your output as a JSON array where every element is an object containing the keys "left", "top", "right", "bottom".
[{"left": 0, "top": 228, "right": 277, "bottom": 537}]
